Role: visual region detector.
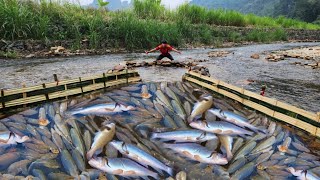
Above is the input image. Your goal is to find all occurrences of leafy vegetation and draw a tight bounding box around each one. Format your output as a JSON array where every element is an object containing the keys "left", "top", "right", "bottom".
[{"left": 0, "top": 0, "right": 318, "bottom": 51}]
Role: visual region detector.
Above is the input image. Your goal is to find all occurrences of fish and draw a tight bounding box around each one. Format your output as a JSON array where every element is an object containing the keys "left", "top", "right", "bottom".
[
  {"left": 287, "top": 167, "right": 319, "bottom": 180},
  {"left": 230, "top": 162, "right": 255, "bottom": 180},
  {"left": 155, "top": 90, "right": 173, "bottom": 110},
  {"left": 71, "top": 103, "right": 135, "bottom": 116},
  {"left": 32, "top": 169, "right": 47, "bottom": 180},
  {"left": 48, "top": 172, "right": 74, "bottom": 180},
  {"left": 7, "top": 159, "right": 31, "bottom": 176},
  {"left": 183, "top": 101, "right": 192, "bottom": 116},
  {"left": 141, "top": 85, "right": 152, "bottom": 99},
  {"left": 165, "top": 87, "right": 182, "bottom": 105},
  {"left": 163, "top": 143, "right": 228, "bottom": 165},
  {"left": 71, "top": 149, "right": 86, "bottom": 172},
  {"left": 171, "top": 100, "right": 187, "bottom": 120},
  {"left": 251, "top": 136, "right": 276, "bottom": 154},
  {"left": 232, "top": 141, "right": 256, "bottom": 162},
  {"left": 121, "top": 86, "right": 141, "bottom": 91},
  {"left": 0, "top": 152, "right": 20, "bottom": 170},
  {"left": 51, "top": 128, "right": 65, "bottom": 151},
  {"left": 277, "top": 137, "right": 292, "bottom": 153},
  {"left": 162, "top": 115, "right": 178, "bottom": 128},
  {"left": 267, "top": 122, "right": 276, "bottom": 135},
  {"left": 218, "top": 135, "right": 233, "bottom": 160},
  {"left": 278, "top": 156, "right": 296, "bottom": 166},
  {"left": 232, "top": 137, "right": 244, "bottom": 154},
  {"left": 88, "top": 157, "right": 159, "bottom": 179},
  {"left": 41, "top": 136, "right": 59, "bottom": 154},
  {"left": 209, "top": 109, "right": 262, "bottom": 132},
  {"left": 255, "top": 150, "right": 274, "bottom": 165},
  {"left": 83, "top": 130, "right": 92, "bottom": 152},
  {"left": 227, "top": 157, "right": 246, "bottom": 174},
  {"left": 60, "top": 149, "right": 79, "bottom": 177},
  {"left": 188, "top": 95, "right": 213, "bottom": 122},
  {"left": 70, "top": 128, "right": 85, "bottom": 157},
  {"left": 0, "top": 131, "right": 29, "bottom": 147},
  {"left": 190, "top": 121, "right": 254, "bottom": 135},
  {"left": 110, "top": 141, "right": 173, "bottom": 176},
  {"left": 151, "top": 130, "right": 217, "bottom": 143},
  {"left": 38, "top": 107, "right": 50, "bottom": 126},
  {"left": 292, "top": 142, "right": 310, "bottom": 153},
  {"left": 87, "top": 123, "right": 116, "bottom": 159}
]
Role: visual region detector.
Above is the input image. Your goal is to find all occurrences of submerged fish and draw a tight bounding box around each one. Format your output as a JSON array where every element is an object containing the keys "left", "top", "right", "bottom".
[
  {"left": 88, "top": 157, "right": 159, "bottom": 179},
  {"left": 110, "top": 141, "right": 173, "bottom": 176},
  {"left": 190, "top": 121, "right": 253, "bottom": 135},
  {"left": 87, "top": 123, "right": 116, "bottom": 159},
  {"left": 151, "top": 130, "right": 217, "bottom": 143},
  {"left": 287, "top": 167, "right": 319, "bottom": 180},
  {"left": 71, "top": 103, "right": 135, "bottom": 116},
  {"left": 163, "top": 143, "right": 228, "bottom": 165},
  {"left": 188, "top": 95, "right": 213, "bottom": 123}
]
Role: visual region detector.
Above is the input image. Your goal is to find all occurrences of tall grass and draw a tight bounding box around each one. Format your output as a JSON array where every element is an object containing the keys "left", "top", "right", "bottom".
[{"left": 0, "top": 0, "right": 318, "bottom": 51}]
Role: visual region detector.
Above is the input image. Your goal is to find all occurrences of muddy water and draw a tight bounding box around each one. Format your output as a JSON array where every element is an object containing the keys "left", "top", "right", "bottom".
[{"left": 0, "top": 42, "right": 319, "bottom": 112}]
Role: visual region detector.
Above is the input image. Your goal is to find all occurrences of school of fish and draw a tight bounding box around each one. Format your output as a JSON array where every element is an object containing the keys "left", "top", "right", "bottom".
[{"left": 0, "top": 81, "right": 319, "bottom": 180}]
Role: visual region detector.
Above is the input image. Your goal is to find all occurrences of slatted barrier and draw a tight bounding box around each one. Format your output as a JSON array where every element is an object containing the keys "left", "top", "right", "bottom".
[{"left": 183, "top": 71, "right": 320, "bottom": 137}]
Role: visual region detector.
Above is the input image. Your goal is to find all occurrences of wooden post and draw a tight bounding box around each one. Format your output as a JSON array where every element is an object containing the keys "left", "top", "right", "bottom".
[
  {"left": 1, "top": 89, "right": 5, "bottom": 108},
  {"left": 126, "top": 69, "right": 128, "bottom": 84},
  {"left": 93, "top": 79, "right": 96, "bottom": 91},
  {"left": 317, "top": 112, "right": 320, "bottom": 123},
  {"left": 22, "top": 84, "right": 27, "bottom": 108},
  {"left": 64, "top": 84, "right": 68, "bottom": 100},
  {"left": 53, "top": 74, "right": 59, "bottom": 85},
  {"left": 103, "top": 73, "right": 106, "bottom": 88},
  {"left": 42, "top": 83, "right": 49, "bottom": 101},
  {"left": 79, "top": 77, "right": 83, "bottom": 93}
]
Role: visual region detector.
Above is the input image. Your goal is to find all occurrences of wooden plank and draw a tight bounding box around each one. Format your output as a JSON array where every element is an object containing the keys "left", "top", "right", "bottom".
[
  {"left": 45, "top": 78, "right": 79, "bottom": 88},
  {"left": 5, "top": 95, "right": 46, "bottom": 107},
  {"left": 4, "top": 85, "right": 44, "bottom": 95},
  {"left": 316, "top": 128, "right": 320, "bottom": 137},
  {"left": 295, "top": 120, "right": 317, "bottom": 134},
  {"left": 217, "top": 88, "right": 243, "bottom": 103},
  {"left": 273, "top": 112, "right": 298, "bottom": 126},
  {"left": 187, "top": 71, "right": 220, "bottom": 84},
  {"left": 184, "top": 77, "right": 219, "bottom": 92},
  {"left": 219, "top": 81, "right": 243, "bottom": 93},
  {"left": 49, "top": 88, "right": 82, "bottom": 99},
  {"left": 243, "top": 99, "right": 275, "bottom": 117},
  {"left": 276, "top": 101, "right": 317, "bottom": 122}
]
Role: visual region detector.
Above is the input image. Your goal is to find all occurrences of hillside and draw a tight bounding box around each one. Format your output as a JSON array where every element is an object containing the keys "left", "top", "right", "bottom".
[{"left": 190, "top": 0, "right": 320, "bottom": 23}]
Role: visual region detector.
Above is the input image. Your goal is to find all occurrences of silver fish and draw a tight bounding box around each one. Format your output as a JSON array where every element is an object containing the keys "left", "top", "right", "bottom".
[
  {"left": 156, "top": 90, "right": 173, "bottom": 110},
  {"left": 171, "top": 100, "right": 186, "bottom": 120},
  {"left": 89, "top": 157, "right": 159, "bottom": 179},
  {"left": 292, "top": 142, "right": 310, "bottom": 153},
  {"left": 287, "top": 167, "right": 320, "bottom": 180},
  {"left": 71, "top": 103, "right": 135, "bottom": 116},
  {"left": 232, "top": 137, "right": 244, "bottom": 154},
  {"left": 70, "top": 128, "right": 85, "bottom": 157},
  {"left": 190, "top": 121, "right": 253, "bottom": 135},
  {"left": 163, "top": 143, "right": 228, "bottom": 165},
  {"left": 209, "top": 109, "right": 261, "bottom": 132},
  {"left": 227, "top": 157, "right": 246, "bottom": 174},
  {"left": 110, "top": 141, "right": 173, "bottom": 176},
  {"left": 232, "top": 141, "right": 256, "bottom": 162},
  {"left": 151, "top": 130, "right": 217, "bottom": 143}
]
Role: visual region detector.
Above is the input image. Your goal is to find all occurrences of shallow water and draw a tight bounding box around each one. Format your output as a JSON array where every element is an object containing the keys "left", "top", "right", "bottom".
[
  {"left": 0, "top": 81, "right": 319, "bottom": 179},
  {"left": 0, "top": 42, "right": 319, "bottom": 113}
]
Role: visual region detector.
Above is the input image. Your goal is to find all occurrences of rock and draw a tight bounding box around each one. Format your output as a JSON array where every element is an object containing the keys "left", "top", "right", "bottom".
[
  {"left": 250, "top": 54, "right": 260, "bottom": 59},
  {"left": 25, "top": 54, "right": 35, "bottom": 58},
  {"left": 176, "top": 171, "right": 187, "bottom": 180},
  {"left": 105, "top": 49, "right": 111, "bottom": 53}
]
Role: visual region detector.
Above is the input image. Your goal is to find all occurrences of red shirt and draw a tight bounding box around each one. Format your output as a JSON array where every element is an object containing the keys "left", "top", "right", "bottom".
[{"left": 156, "top": 44, "right": 173, "bottom": 55}]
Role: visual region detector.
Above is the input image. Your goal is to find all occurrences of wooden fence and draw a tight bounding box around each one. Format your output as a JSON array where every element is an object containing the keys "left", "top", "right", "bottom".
[
  {"left": 0, "top": 70, "right": 141, "bottom": 112},
  {"left": 183, "top": 71, "right": 320, "bottom": 137}
]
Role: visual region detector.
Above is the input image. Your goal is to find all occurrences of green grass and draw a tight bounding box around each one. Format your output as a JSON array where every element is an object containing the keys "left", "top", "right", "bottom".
[
  {"left": 0, "top": 50, "right": 18, "bottom": 58},
  {"left": 0, "top": 0, "right": 319, "bottom": 51}
]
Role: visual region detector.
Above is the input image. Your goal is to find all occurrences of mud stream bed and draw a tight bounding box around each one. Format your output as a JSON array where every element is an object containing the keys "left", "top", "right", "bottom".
[{"left": 0, "top": 42, "right": 319, "bottom": 112}]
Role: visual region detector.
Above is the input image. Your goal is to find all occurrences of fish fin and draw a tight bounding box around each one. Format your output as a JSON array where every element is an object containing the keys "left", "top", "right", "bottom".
[
  {"left": 223, "top": 130, "right": 233, "bottom": 134},
  {"left": 213, "top": 129, "right": 223, "bottom": 134},
  {"left": 112, "top": 169, "right": 123, "bottom": 174}
]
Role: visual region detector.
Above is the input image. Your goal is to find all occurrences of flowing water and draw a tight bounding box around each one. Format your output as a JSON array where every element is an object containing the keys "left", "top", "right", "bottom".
[{"left": 0, "top": 42, "right": 319, "bottom": 113}]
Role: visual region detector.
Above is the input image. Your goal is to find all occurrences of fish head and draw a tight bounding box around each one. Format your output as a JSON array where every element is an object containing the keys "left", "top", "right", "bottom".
[
  {"left": 210, "top": 153, "right": 228, "bottom": 165},
  {"left": 141, "top": 85, "right": 148, "bottom": 94},
  {"left": 190, "top": 121, "right": 208, "bottom": 129},
  {"left": 109, "top": 140, "right": 124, "bottom": 150},
  {"left": 88, "top": 157, "right": 105, "bottom": 168},
  {"left": 287, "top": 167, "right": 304, "bottom": 177},
  {"left": 103, "top": 123, "right": 116, "bottom": 132},
  {"left": 200, "top": 94, "right": 213, "bottom": 102}
]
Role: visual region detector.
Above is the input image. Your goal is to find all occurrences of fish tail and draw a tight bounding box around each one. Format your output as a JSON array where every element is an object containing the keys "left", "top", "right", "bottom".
[
  {"left": 165, "top": 166, "right": 174, "bottom": 177},
  {"left": 86, "top": 149, "right": 94, "bottom": 160},
  {"left": 150, "top": 133, "right": 158, "bottom": 140}
]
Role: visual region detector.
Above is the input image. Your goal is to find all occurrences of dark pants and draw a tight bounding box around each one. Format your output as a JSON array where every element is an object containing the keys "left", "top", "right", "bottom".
[{"left": 156, "top": 53, "right": 174, "bottom": 60}]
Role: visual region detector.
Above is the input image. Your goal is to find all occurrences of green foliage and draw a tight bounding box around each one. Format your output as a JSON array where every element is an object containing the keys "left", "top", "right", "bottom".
[
  {"left": 0, "top": 0, "right": 318, "bottom": 51},
  {"left": 97, "top": 0, "right": 109, "bottom": 8},
  {"left": 0, "top": 50, "right": 18, "bottom": 58}
]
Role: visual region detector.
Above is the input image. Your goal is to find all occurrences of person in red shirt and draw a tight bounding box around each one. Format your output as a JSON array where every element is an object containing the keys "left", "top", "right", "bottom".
[{"left": 145, "top": 40, "right": 181, "bottom": 61}]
